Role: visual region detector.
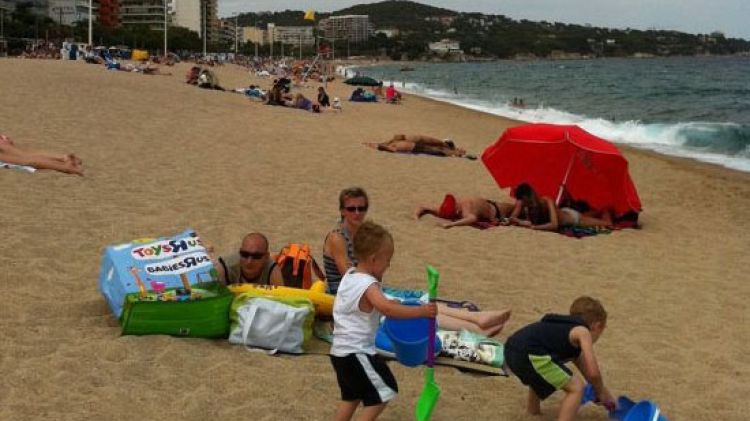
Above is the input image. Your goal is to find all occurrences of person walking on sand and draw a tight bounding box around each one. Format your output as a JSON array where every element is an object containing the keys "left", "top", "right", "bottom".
[{"left": 329, "top": 220, "right": 437, "bottom": 421}]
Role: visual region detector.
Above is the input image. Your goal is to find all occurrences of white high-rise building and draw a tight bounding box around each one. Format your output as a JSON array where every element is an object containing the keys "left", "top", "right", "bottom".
[
  {"left": 48, "top": 0, "right": 96, "bottom": 26},
  {"left": 318, "top": 15, "right": 372, "bottom": 43},
  {"left": 168, "top": 0, "right": 217, "bottom": 41},
  {"left": 170, "top": 0, "right": 200, "bottom": 34}
]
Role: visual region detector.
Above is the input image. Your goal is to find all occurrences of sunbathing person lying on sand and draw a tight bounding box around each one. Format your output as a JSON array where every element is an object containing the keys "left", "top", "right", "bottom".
[
  {"left": 0, "top": 134, "right": 83, "bottom": 175},
  {"left": 438, "top": 305, "right": 511, "bottom": 337},
  {"left": 364, "top": 134, "right": 476, "bottom": 159},
  {"left": 415, "top": 193, "right": 514, "bottom": 229},
  {"left": 509, "top": 183, "right": 613, "bottom": 231}
]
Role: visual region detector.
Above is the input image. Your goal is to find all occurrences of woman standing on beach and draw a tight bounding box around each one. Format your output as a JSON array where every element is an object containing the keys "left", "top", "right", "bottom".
[{"left": 323, "top": 187, "right": 368, "bottom": 294}]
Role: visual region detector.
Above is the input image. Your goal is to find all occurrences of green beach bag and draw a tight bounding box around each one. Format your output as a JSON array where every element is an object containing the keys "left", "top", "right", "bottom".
[
  {"left": 120, "top": 281, "right": 233, "bottom": 338},
  {"left": 228, "top": 291, "right": 315, "bottom": 354}
]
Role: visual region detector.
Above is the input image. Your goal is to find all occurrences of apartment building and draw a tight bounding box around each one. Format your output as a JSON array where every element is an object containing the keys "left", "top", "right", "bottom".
[
  {"left": 270, "top": 25, "right": 314, "bottom": 46},
  {"left": 118, "top": 0, "right": 216, "bottom": 41},
  {"left": 219, "top": 17, "right": 242, "bottom": 47},
  {"left": 48, "top": 0, "right": 96, "bottom": 26},
  {"left": 318, "top": 15, "right": 371, "bottom": 43},
  {"left": 241, "top": 26, "right": 266, "bottom": 46},
  {"left": 119, "top": 0, "right": 164, "bottom": 30}
]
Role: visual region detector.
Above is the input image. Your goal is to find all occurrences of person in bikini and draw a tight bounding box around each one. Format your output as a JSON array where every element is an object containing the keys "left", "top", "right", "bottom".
[
  {"left": 364, "top": 134, "right": 476, "bottom": 159},
  {"left": 509, "top": 183, "right": 613, "bottom": 231},
  {"left": 415, "top": 193, "right": 514, "bottom": 229}
]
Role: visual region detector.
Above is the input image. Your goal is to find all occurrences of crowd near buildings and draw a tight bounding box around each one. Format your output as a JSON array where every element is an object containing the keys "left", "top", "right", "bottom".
[
  {"left": 0, "top": 1, "right": 386, "bottom": 52},
  {"left": 0, "top": 0, "right": 220, "bottom": 43}
]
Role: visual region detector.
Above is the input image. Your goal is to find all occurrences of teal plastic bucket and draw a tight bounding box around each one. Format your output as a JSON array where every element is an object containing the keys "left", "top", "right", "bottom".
[{"left": 383, "top": 302, "right": 429, "bottom": 367}]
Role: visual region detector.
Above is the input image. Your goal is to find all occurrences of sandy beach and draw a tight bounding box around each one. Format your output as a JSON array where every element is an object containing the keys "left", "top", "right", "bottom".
[{"left": 1, "top": 59, "right": 748, "bottom": 420}]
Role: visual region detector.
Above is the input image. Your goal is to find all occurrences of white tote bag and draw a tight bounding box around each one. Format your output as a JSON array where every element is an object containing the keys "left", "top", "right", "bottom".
[{"left": 228, "top": 297, "right": 312, "bottom": 354}]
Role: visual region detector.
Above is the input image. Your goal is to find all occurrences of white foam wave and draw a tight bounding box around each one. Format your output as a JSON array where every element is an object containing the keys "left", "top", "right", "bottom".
[{"left": 378, "top": 77, "right": 750, "bottom": 173}]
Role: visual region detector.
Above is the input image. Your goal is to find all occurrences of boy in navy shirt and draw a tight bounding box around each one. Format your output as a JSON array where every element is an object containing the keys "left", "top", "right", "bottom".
[{"left": 504, "top": 296, "right": 615, "bottom": 421}]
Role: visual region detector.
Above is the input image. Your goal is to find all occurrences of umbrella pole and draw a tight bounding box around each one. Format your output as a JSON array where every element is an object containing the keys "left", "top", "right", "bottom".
[{"left": 556, "top": 152, "right": 576, "bottom": 206}]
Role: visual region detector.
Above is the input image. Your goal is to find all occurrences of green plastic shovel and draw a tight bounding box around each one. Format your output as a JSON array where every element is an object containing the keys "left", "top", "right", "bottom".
[{"left": 415, "top": 265, "right": 441, "bottom": 421}]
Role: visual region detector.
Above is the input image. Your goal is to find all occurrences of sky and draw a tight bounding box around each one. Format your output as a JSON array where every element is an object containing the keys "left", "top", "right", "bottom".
[{"left": 219, "top": 0, "right": 750, "bottom": 40}]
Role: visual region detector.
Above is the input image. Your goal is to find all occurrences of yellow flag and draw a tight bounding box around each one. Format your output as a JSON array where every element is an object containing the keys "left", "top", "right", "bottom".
[{"left": 304, "top": 10, "right": 315, "bottom": 21}]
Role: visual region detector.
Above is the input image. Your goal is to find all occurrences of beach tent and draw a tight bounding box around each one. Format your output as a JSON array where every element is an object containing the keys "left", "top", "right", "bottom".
[{"left": 481, "top": 123, "right": 642, "bottom": 216}]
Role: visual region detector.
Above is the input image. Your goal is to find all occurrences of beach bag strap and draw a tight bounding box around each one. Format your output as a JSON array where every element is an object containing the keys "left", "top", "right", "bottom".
[{"left": 240, "top": 301, "right": 295, "bottom": 355}]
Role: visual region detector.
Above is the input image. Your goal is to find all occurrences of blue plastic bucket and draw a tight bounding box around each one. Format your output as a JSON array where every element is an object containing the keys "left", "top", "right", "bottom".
[
  {"left": 624, "top": 401, "right": 663, "bottom": 421},
  {"left": 383, "top": 301, "right": 430, "bottom": 367}
]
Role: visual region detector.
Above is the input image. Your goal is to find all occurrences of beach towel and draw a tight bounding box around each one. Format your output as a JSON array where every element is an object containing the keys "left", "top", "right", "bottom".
[
  {"left": 437, "top": 329, "right": 505, "bottom": 368},
  {"left": 310, "top": 321, "right": 506, "bottom": 376},
  {"left": 0, "top": 161, "right": 36, "bottom": 173}
]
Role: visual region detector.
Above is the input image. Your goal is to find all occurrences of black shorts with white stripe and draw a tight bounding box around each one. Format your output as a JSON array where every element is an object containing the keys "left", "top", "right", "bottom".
[{"left": 330, "top": 353, "right": 398, "bottom": 406}]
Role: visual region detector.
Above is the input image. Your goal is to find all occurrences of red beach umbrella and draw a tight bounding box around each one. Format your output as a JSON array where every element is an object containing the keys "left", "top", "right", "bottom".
[{"left": 481, "top": 123, "right": 642, "bottom": 215}]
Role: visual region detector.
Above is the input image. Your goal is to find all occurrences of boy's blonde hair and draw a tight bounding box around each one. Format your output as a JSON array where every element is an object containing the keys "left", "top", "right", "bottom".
[
  {"left": 353, "top": 221, "right": 393, "bottom": 260},
  {"left": 569, "top": 296, "right": 607, "bottom": 328}
]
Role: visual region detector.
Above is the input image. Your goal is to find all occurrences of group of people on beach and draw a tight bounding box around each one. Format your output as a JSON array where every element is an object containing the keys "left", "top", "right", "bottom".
[
  {"left": 323, "top": 187, "right": 614, "bottom": 421},
  {"left": 210, "top": 185, "right": 614, "bottom": 421},
  {"left": 416, "top": 185, "right": 613, "bottom": 232}
]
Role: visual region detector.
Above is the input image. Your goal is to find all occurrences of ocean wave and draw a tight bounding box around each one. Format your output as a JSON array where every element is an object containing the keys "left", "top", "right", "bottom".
[{"left": 375, "top": 76, "right": 750, "bottom": 172}]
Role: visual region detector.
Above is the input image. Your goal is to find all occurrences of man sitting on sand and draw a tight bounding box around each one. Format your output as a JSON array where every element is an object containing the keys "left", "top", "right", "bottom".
[
  {"left": 214, "top": 232, "right": 283, "bottom": 285},
  {"left": 0, "top": 134, "right": 83, "bottom": 176},
  {"left": 415, "top": 193, "right": 514, "bottom": 229},
  {"left": 364, "top": 134, "right": 476, "bottom": 159}
]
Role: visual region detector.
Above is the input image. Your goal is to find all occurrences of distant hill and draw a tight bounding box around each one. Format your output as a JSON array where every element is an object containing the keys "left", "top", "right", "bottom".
[
  {"left": 233, "top": 0, "right": 750, "bottom": 60},
  {"left": 335, "top": 0, "right": 457, "bottom": 28}
]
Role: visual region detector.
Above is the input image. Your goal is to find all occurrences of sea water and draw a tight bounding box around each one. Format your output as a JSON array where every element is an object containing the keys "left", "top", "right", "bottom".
[{"left": 349, "top": 57, "right": 750, "bottom": 172}]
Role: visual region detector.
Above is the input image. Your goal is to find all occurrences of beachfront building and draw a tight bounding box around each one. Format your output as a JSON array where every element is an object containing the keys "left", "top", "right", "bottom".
[
  {"left": 4, "top": 0, "right": 49, "bottom": 16},
  {"left": 241, "top": 26, "right": 266, "bottom": 46},
  {"left": 218, "top": 17, "right": 242, "bottom": 49},
  {"left": 119, "top": 0, "right": 217, "bottom": 41},
  {"left": 428, "top": 39, "right": 462, "bottom": 54},
  {"left": 119, "top": 0, "right": 164, "bottom": 30},
  {"left": 318, "top": 15, "right": 372, "bottom": 43},
  {"left": 375, "top": 28, "right": 399, "bottom": 38},
  {"left": 269, "top": 25, "right": 314, "bottom": 47},
  {"left": 47, "top": 0, "right": 97, "bottom": 26},
  {"left": 168, "top": 0, "right": 217, "bottom": 41}
]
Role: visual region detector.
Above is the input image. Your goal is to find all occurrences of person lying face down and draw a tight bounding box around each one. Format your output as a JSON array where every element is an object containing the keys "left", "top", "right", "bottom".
[
  {"left": 509, "top": 183, "right": 613, "bottom": 231},
  {"left": 364, "top": 134, "right": 476, "bottom": 159},
  {"left": 414, "top": 193, "right": 514, "bottom": 229},
  {"left": 214, "top": 232, "right": 283, "bottom": 286}
]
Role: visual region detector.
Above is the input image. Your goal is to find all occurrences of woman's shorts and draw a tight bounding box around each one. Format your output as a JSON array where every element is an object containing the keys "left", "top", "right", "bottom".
[{"left": 330, "top": 353, "right": 398, "bottom": 406}]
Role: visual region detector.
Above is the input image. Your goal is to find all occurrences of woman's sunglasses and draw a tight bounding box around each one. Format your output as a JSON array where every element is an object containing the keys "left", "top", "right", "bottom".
[
  {"left": 239, "top": 250, "right": 266, "bottom": 260},
  {"left": 343, "top": 206, "right": 368, "bottom": 213}
]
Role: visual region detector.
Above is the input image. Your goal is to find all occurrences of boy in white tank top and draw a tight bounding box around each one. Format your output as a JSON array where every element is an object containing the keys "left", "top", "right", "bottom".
[{"left": 329, "top": 221, "right": 437, "bottom": 421}]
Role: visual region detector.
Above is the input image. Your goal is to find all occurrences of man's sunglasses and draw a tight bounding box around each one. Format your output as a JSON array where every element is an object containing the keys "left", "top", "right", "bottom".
[
  {"left": 239, "top": 250, "right": 266, "bottom": 260},
  {"left": 343, "top": 206, "right": 368, "bottom": 213}
]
